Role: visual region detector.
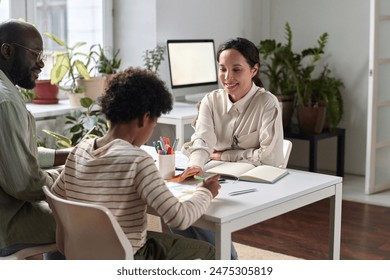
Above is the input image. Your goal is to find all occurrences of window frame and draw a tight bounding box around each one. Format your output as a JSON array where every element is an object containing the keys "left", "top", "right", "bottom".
[{"left": 8, "top": 0, "right": 113, "bottom": 51}]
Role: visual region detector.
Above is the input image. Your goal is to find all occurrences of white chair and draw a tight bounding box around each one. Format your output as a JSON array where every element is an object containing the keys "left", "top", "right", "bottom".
[
  {"left": 0, "top": 243, "right": 57, "bottom": 260},
  {"left": 42, "top": 186, "right": 134, "bottom": 260},
  {"left": 281, "top": 139, "right": 293, "bottom": 168}
]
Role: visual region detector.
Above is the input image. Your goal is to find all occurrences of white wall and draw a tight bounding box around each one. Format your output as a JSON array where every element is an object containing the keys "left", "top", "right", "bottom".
[
  {"left": 113, "top": 0, "right": 156, "bottom": 69},
  {"left": 114, "top": 0, "right": 370, "bottom": 175},
  {"left": 114, "top": 0, "right": 262, "bottom": 98}
]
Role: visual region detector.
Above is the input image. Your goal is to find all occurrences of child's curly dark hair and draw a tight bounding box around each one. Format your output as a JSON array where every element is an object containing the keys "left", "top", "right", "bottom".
[{"left": 100, "top": 67, "right": 173, "bottom": 123}]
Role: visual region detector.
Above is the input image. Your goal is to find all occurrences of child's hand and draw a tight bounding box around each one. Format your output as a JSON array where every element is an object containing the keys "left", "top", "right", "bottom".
[{"left": 202, "top": 174, "right": 221, "bottom": 198}]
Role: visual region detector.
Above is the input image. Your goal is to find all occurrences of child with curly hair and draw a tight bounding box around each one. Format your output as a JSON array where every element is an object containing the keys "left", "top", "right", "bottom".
[{"left": 52, "top": 67, "right": 220, "bottom": 260}]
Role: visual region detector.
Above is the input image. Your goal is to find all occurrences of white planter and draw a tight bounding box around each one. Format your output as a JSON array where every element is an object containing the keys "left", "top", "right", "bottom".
[
  {"left": 68, "top": 92, "right": 85, "bottom": 107},
  {"left": 76, "top": 77, "right": 106, "bottom": 101}
]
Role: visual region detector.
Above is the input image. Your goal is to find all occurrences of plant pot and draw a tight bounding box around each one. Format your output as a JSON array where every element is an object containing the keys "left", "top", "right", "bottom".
[
  {"left": 276, "top": 95, "right": 294, "bottom": 129},
  {"left": 104, "top": 74, "right": 115, "bottom": 88},
  {"left": 76, "top": 77, "right": 106, "bottom": 101},
  {"left": 68, "top": 92, "right": 85, "bottom": 107},
  {"left": 297, "top": 106, "right": 327, "bottom": 134},
  {"left": 33, "top": 80, "right": 59, "bottom": 104}
]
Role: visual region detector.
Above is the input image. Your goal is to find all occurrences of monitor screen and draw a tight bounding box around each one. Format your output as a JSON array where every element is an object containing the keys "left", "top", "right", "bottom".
[{"left": 167, "top": 39, "right": 218, "bottom": 89}]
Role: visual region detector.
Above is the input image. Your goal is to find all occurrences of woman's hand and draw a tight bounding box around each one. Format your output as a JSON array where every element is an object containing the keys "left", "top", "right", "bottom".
[
  {"left": 182, "top": 165, "right": 203, "bottom": 178},
  {"left": 210, "top": 151, "right": 223, "bottom": 161}
]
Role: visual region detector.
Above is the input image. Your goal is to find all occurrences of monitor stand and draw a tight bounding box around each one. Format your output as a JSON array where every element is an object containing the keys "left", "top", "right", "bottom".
[{"left": 184, "top": 92, "right": 208, "bottom": 103}]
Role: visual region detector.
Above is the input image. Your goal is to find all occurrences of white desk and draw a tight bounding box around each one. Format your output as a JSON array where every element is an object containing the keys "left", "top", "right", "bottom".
[
  {"left": 156, "top": 102, "right": 197, "bottom": 148},
  {"left": 180, "top": 170, "right": 342, "bottom": 260},
  {"left": 27, "top": 100, "right": 198, "bottom": 148},
  {"left": 26, "top": 99, "right": 81, "bottom": 120},
  {"left": 143, "top": 145, "right": 342, "bottom": 260}
]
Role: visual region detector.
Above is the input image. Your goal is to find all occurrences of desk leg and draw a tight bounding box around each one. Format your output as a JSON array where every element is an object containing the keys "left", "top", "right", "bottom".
[
  {"left": 309, "top": 138, "right": 318, "bottom": 172},
  {"left": 214, "top": 224, "right": 231, "bottom": 260},
  {"left": 336, "top": 131, "right": 345, "bottom": 177},
  {"left": 328, "top": 182, "right": 342, "bottom": 259}
]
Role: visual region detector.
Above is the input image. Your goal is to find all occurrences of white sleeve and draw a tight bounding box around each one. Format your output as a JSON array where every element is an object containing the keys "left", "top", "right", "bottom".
[{"left": 37, "top": 146, "right": 56, "bottom": 168}]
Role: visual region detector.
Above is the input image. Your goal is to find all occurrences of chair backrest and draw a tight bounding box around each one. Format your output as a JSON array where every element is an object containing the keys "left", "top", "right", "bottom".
[
  {"left": 281, "top": 139, "right": 293, "bottom": 168},
  {"left": 42, "top": 186, "right": 134, "bottom": 260}
]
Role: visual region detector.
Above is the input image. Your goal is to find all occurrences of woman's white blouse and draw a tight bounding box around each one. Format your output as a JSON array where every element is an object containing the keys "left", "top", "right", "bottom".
[{"left": 182, "top": 83, "right": 284, "bottom": 168}]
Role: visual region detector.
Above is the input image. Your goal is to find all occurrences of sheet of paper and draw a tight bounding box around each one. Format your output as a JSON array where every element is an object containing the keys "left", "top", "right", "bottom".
[
  {"left": 175, "top": 151, "right": 189, "bottom": 170},
  {"left": 166, "top": 181, "right": 197, "bottom": 201}
]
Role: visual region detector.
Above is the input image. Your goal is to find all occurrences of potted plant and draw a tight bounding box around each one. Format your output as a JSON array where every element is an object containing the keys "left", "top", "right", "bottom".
[
  {"left": 45, "top": 32, "right": 95, "bottom": 106},
  {"left": 42, "top": 97, "right": 109, "bottom": 148},
  {"left": 309, "top": 66, "right": 344, "bottom": 132},
  {"left": 32, "top": 79, "right": 59, "bottom": 104},
  {"left": 95, "top": 44, "right": 121, "bottom": 75},
  {"left": 77, "top": 44, "right": 122, "bottom": 101},
  {"left": 143, "top": 44, "right": 166, "bottom": 73},
  {"left": 258, "top": 23, "right": 297, "bottom": 129},
  {"left": 263, "top": 23, "right": 344, "bottom": 134},
  {"left": 286, "top": 28, "right": 328, "bottom": 134}
]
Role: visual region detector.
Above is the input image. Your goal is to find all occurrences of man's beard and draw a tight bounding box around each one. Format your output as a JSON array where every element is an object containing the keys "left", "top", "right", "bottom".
[{"left": 9, "top": 55, "right": 36, "bottom": 89}]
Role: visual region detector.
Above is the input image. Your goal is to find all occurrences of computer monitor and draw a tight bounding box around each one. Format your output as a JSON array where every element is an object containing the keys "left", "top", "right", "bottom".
[{"left": 167, "top": 39, "right": 218, "bottom": 89}]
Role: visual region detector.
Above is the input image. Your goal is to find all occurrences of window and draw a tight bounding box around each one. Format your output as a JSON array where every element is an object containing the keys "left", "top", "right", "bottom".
[
  {"left": 0, "top": 0, "right": 10, "bottom": 22},
  {"left": 36, "top": 0, "right": 68, "bottom": 50},
  {"left": 3, "top": 0, "right": 113, "bottom": 79}
]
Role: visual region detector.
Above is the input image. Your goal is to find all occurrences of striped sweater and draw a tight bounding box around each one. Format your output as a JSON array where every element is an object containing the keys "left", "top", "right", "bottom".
[{"left": 51, "top": 138, "right": 212, "bottom": 253}]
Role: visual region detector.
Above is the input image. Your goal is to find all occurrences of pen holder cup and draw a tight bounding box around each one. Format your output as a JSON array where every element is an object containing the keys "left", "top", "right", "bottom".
[{"left": 157, "top": 154, "right": 175, "bottom": 180}]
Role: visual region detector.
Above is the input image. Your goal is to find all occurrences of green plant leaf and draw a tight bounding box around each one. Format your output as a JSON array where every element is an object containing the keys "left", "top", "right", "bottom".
[
  {"left": 80, "top": 97, "right": 94, "bottom": 108},
  {"left": 42, "top": 129, "right": 72, "bottom": 146},
  {"left": 74, "top": 60, "right": 90, "bottom": 79},
  {"left": 70, "top": 41, "right": 87, "bottom": 50},
  {"left": 45, "top": 32, "right": 66, "bottom": 47},
  {"left": 70, "top": 124, "right": 83, "bottom": 133},
  {"left": 56, "top": 140, "right": 73, "bottom": 149},
  {"left": 50, "top": 55, "right": 70, "bottom": 84}
]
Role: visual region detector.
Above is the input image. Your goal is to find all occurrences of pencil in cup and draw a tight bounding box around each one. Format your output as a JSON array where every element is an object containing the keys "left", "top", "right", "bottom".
[{"left": 154, "top": 137, "right": 178, "bottom": 155}]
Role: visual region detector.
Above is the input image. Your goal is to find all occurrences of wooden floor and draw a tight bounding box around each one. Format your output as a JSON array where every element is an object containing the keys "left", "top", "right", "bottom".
[{"left": 232, "top": 199, "right": 390, "bottom": 260}]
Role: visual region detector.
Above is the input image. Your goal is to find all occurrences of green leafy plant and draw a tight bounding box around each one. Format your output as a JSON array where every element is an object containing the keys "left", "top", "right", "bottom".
[
  {"left": 259, "top": 23, "right": 344, "bottom": 131},
  {"left": 43, "top": 97, "right": 109, "bottom": 148},
  {"left": 258, "top": 23, "right": 297, "bottom": 96},
  {"left": 94, "top": 44, "right": 121, "bottom": 75},
  {"left": 143, "top": 45, "right": 166, "bottom": 73},
  {"left": 260, "top": 22, "right": 329, "bottom": 105},
  {"left": 310, "top": 66, "right": 344, "bottom": 131},
  {"left": 19, "top": 87, "right": 36, "bottom": 102},
  {"left": 45, "top": 33, "right": 97, "bottom": 93},
  {"left": 288, "top": 32, "right": 329, "bottom": 107}
]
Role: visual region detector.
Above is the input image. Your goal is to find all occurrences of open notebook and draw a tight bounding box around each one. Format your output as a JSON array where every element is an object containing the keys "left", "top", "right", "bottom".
[{"left": 204, "top": 161, "right": 289, "bottom": 183}]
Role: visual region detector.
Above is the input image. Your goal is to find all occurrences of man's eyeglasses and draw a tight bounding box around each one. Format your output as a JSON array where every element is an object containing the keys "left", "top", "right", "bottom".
[{"left": 11, "top": 43, "right": 47, "bottom": 63}]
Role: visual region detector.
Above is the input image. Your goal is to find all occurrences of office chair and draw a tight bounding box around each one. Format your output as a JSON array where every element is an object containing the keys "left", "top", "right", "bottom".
[
  {"left": 42, "top": 186, "right": 134, "bottom": 260},
  {"left": 282, "top": 139, "right": 293, "bottom": 168}
]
